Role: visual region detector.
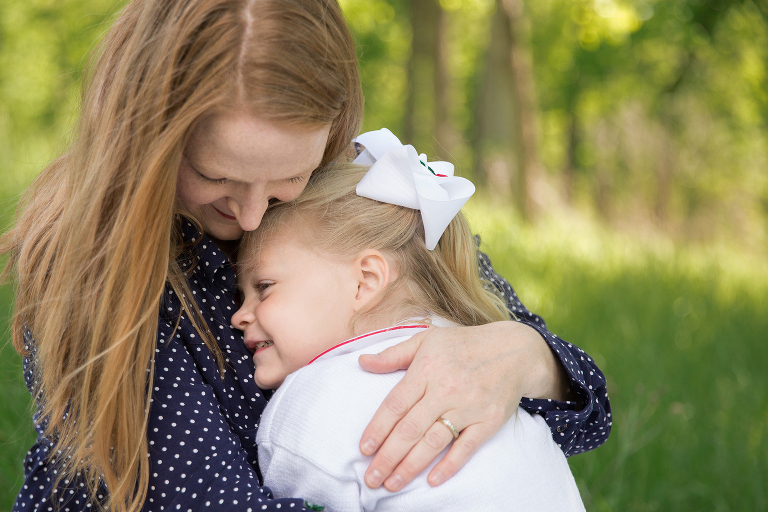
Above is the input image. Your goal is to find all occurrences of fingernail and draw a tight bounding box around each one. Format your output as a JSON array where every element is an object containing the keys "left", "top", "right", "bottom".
[
  {"left": 385, "top": 474, "right": 403, "bottom": 492},
  {"left": 362, "top": 438, "right": 376, "bottom": 455},
  {"left": 429, "top": 471, "right": 444, "bottom": 486},
  {"left": 366, "top": 469, "right": 383, "bottom": 488}
]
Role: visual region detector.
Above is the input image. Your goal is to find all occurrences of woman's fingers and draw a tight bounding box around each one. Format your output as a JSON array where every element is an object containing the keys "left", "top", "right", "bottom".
[
  {"left": 381, "top": 415, "right": 458, "bottom": 491},
  {"left": 364, "top": 398, "right": 449, "bottom": 489},
  {"left": 427, "top": 423, "right": 494, "bottom": 486},
  {"left": 358, "top": 332, "right": 428, "bottom": 460},
  {"left": 360, "top": 323, "right": 542, "bottom": 489},
  {"left": 358, "top": 363, "right": 426, "bottom": 458},
  {"left": 358, "top": 330, "right": 423, "bottom": 374},
  {"left": 360, "top": 372, "right": 429, "bottom": 487}
]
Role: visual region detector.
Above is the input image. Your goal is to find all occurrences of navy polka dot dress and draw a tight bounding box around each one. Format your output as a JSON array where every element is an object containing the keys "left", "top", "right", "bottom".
[{"left": 13, "top": 223, "right": 610, "bottom": 511}]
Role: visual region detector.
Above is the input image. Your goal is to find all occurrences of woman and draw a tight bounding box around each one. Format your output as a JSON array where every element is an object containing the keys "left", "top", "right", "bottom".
[{"left": 1, "top": 1, "right": 610, "bottom": 511}]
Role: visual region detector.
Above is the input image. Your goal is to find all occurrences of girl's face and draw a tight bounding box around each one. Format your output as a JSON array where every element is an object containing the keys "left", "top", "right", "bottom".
[
  {"left": 176, "top": 112, "right": 331, "bottom": 242},
  {"left": 231, "top": 232, "right": 358, "bottom": 389}
]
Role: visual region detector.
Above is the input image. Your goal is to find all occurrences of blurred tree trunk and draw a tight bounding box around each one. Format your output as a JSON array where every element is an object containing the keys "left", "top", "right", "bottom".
[
  {"left": 474, "top": 0, "right": 539, "bottom": 220},
  {"left": 562, "top": 112, "right": 578, "bottom": 205},
  {"left": 405, "top": 0, "right": 435, "bottom": 146},
  {"left": 433, "top": 6, "right": 454, "bottom": 160},
  {"left": 655, "top": 122, "right": 675, "bottom": 226},
  {"left": 500, "top": 0, "right": 539, "bottom": 221},
  {"left": 595, "top": 165, "right": 612, "bottom": 220},
  {"left": 593, "top": 121, "right": 615, "bottom": 220},
  {"left": 562, "top": 76, "right": 581, "bottom": 205},
  {"left": 473, "top": 7, "right": 516, "bottom": 201},
  {"left": 405, "top": 0, "right": 452, "bottom": 158}
]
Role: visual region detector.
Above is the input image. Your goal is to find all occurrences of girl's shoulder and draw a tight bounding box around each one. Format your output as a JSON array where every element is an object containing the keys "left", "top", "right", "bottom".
[{"left": 257, "top": 328, "right": 418, "bottom": 442}]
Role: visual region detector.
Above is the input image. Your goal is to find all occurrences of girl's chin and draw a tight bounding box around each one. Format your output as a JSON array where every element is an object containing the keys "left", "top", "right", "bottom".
[
  {"left": 253, "top": 357, "right": 287, "bottom": 390},
  {"left": 254, "top": 374, "right": 285, "bottom": 390}
]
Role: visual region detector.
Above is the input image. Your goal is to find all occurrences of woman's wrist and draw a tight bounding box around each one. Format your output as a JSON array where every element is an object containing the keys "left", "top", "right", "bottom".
[{"left": 498, "top": 320, "right": 576, "bottom": 403}]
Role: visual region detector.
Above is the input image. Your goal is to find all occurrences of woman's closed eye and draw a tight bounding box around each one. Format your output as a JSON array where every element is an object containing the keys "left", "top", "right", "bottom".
[
  {"left": 196, "top": 171, "right": 228, "bottom": 184},
  {"left": 183, "top": 155, "right": 228, "bottom": 184}
]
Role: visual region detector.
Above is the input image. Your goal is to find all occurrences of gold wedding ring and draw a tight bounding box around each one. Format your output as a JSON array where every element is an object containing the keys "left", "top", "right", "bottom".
[{"left": 437, "top": 417, "right": 460, "bottom": 440}]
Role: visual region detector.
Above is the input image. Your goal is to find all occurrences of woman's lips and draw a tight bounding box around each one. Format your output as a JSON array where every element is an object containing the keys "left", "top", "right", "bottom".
[{"left": 212, "top": 206, "right": 236, "bottom": 220}]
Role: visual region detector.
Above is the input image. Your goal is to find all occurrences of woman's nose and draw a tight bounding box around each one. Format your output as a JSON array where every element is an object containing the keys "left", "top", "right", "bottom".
[{"left": 229, "top": 191, "right": 269, "bottom": 233}]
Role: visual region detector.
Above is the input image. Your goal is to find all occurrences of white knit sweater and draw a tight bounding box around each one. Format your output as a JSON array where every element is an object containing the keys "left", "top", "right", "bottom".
[{"left": 256, "top": 324, "right": 586, "bottom": 512}]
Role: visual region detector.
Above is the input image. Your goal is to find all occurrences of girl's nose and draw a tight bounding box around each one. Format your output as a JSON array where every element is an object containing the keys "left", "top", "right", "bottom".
[{"left": 231, "top": 306, "right": 255, "bottom": 330}]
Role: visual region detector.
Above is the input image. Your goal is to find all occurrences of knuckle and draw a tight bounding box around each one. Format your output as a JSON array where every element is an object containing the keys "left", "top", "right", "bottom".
[
  {"left": 365, "top": 423, "right": 389, "bottom": 441},
  {"left": 395, "top": 417, "right": 423, "bottom": 441},
  {"left": 424, "top": 428, "right": 447, "bottom": 450},
  {"left": 484, "top": 405, "right": 507, "bottom": 427},
  {"left": 438, "top": 455, "right": 458, "bottom": 476},
  {"left": 397, "top": 458, "right": 419, "bottom": 479},
  {"left": 373, "top": 451, "right": 398, "bottom": 471},
  {"left": 383, "top": 395, "right": 410, "bottom": 417},
  {"left": 455, "top": 436, "right": 479, "bottom": 457}
]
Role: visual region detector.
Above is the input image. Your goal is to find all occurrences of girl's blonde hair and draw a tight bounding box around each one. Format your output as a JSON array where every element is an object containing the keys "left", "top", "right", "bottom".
[
  {"left": 0, "top": 1, "right": 362, "bottom": 511},
  {"left": 241, "top": 163, "right": 511, "bottom": 330}
]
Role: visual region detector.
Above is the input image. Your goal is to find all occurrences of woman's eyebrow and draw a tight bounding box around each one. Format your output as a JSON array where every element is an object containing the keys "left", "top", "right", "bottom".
[{"left": 185, "top": 153, "right": 233, "bottom": 180}]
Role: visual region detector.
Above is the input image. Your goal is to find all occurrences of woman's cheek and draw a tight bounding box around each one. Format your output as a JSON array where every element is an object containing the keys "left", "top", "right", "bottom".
[
  {"left": 176, "top": 165, "right": 221, "bottom": 209},
  {"left": 178, "top": 183, "right": 214, "bottom": 210}
]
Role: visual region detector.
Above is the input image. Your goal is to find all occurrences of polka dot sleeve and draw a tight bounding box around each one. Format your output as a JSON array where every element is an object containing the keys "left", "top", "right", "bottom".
[{"left": 476, "top": 242, "right": 612, "bottom": 457}]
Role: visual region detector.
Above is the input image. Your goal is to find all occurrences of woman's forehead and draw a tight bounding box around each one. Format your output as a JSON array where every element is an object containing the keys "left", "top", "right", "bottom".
[{"left": 187, "top": 112, "right": 331, "bottom": 181}]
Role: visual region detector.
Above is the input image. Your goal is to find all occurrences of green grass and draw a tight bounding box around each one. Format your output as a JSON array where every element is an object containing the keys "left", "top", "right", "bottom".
[
  {"left": 466, "top": 201, "right": 768, "bottom": 511},
  {"left": 0, "top": 196, "right": 766, "bottom": 510},
  {"left": 1, "top": 190, "right": 38, "bottom": 511},
  {"left": 0, "top": 286, "right": 35, "bottom": 512}
]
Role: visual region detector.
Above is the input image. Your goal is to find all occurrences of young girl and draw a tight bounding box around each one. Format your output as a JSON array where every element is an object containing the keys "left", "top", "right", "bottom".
[{"left": 231, "top": 132, "right": 587, "bottom": 511}]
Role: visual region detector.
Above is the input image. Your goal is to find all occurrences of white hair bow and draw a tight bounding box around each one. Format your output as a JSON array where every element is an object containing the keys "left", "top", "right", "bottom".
[{"left": 353, "top": 128, "right": 475, "bottom": 250}]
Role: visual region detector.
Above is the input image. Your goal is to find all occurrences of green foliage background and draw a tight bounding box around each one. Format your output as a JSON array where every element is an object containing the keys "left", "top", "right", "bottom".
[{"left": 2, "top": 0, "right": 768, "bottom": 510}]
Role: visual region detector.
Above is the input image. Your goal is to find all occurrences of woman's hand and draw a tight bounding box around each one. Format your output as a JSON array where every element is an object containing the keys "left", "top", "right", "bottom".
[{"left": 357, "top": 321, "right": 573, "bottom": 491}]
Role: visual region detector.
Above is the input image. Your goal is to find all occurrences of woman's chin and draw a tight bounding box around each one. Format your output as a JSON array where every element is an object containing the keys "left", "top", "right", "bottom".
[{"left": 202, "top": 218, "right": 245, "bottom": 242}]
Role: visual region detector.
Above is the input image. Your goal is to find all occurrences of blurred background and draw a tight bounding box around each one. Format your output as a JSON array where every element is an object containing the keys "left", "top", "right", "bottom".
[{"left": 1, "top": 0, "right": 767, "bottom": 510}]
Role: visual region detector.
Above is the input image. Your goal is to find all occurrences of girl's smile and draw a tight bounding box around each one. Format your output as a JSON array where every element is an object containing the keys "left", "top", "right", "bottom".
[{"left": 231, "top": 230, "right": 359, "bottom": 389}]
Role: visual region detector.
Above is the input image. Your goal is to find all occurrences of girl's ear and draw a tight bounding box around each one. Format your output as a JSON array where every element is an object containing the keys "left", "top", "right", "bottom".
[{"left": 353, "top": 250, "right": 394, "bottom": 311}]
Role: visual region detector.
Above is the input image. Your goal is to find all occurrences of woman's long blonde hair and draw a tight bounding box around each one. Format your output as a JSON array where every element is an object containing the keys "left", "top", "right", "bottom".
[
  {"left": 0, "top": 1, "right": 362, "bottom": 511},
  {"left": 241, "top": 163, "right": 511, "bottom": 330}
]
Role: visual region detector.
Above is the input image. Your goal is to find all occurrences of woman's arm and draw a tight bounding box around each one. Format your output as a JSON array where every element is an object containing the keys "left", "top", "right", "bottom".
[
  {"left": 476, "top": 248, "right": 611, "bottom": 456},
  {"left": 356, "top": 246, "right": 611, "bottom": 492}
]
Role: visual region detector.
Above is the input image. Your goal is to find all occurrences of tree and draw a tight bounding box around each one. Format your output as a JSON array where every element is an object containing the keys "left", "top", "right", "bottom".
[{"left": 473, "top": 0, "right": 540, "bottom": 220}]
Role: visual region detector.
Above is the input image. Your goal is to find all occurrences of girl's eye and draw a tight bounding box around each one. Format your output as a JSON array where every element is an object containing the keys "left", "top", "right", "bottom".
[{"left": 257, "top": 282, "right": 273, "bottom": 293}]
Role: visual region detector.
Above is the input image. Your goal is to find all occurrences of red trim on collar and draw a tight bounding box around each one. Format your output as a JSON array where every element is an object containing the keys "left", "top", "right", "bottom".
[{"left": 306, "top": 325, "right": 430, "bottom": 365}]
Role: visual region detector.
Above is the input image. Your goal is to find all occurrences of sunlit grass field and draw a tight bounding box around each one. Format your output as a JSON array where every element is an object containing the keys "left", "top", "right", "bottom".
[
  {"left": 466, "top": 201, "right": 768, "bottom": 511},
  {"left": 1, "top": 193, "right": 767, "bottom": 511}
]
